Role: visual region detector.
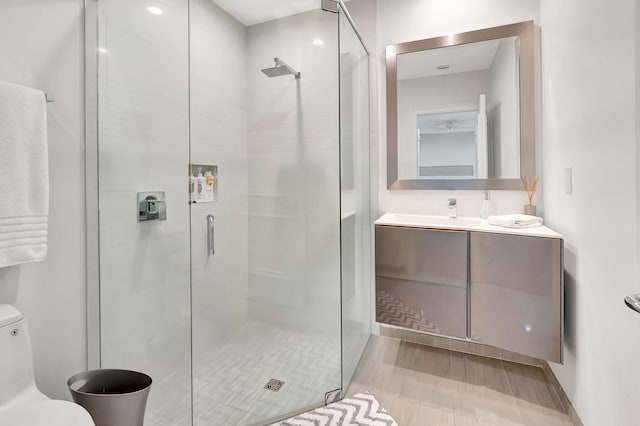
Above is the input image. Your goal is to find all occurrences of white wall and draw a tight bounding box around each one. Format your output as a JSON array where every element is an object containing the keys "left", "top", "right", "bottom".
[
  {"left": 376, "top": 0, "right": 540, "bottom": 217},
  {"left": 420, "top": 132, "right": 477, "bottom": 172},
  {"left": 540, "top": 0, "right": 639, "bottom": 424},
  {"left": 489, "top": 38, "right": 520, "bottom": 178},
  {"left": 637, "top": 0, "right": 640, "bottom": 279},
  {"left": 0, "top": 0, "right": 86, "bottom": 400}
]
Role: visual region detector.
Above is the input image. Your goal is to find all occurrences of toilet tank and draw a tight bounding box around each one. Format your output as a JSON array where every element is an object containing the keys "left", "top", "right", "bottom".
[{"left": 0, "top": 304, "right": 40, "bottom": 408}]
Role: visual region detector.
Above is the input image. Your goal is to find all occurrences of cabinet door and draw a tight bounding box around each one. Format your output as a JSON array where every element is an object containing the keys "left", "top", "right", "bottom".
[
  {"left": 375, "top": 226, "right": 468, "bottom": 339},
  {"left": 470, "top": 232, "right": 563, "bottom": 362}
]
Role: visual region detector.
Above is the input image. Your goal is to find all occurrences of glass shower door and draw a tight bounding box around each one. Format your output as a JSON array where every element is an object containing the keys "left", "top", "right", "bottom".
[
  {"left": 339, "top": 5, "right": 372, "bottom": 390},
  {"left": 96, "top": 0, "right": 192, "bottom": 424},
  {"left": 189, "top": 2, "right": 342, "bottom": 424}
]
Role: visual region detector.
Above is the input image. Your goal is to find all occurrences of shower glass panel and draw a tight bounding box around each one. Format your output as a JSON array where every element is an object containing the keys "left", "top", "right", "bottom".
[
  {"left": 93, "top": 0, "right": 369, "bottom": 425},
  {"left": 95, "top": 0, "right": 192, "bottom": 424},
  {"left": 339, "top": 6, "right": 371, "bottom": 390},
  {"left": 190, "top": 1, "right": 341, "bottom": 424}
]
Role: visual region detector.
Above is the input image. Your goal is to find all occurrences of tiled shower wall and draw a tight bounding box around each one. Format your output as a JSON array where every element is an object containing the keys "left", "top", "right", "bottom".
[{"left": 246, "top": 10, "right": 342, "bottom": 334}]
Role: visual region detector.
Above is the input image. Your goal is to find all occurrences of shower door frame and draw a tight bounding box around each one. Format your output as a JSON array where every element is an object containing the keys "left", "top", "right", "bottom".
[{"left": 85, "top": 0, "right": 101, "bottom": 370}]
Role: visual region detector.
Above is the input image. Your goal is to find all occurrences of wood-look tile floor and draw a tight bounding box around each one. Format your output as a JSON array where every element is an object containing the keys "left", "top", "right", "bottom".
[{"left": 346, "top": 335, "right": 575, "bottom": 426}]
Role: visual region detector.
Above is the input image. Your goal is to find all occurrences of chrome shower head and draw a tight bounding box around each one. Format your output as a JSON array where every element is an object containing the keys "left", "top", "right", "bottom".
[
  {"left": 261, "top": 57, "right": 300, "bottom": 80},
  {"left": 261, "top": 66, "right": 293, "bottom": 78}
]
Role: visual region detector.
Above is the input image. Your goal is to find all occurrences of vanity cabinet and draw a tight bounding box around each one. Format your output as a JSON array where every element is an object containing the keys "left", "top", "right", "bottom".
[
  {"left": 375, "top": 220, "right": 563, "bottom": 363},
  {"left": 375, "top": 226, "right": 468, "bottom": 339},
  {"left": 470, "top": 232, "right": 563, "bottom": 362}
]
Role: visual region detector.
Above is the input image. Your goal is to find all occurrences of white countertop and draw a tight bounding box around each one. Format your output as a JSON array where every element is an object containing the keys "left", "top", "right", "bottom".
[{"left": 375, "top": 213, "right": 562, "bottom": 239}]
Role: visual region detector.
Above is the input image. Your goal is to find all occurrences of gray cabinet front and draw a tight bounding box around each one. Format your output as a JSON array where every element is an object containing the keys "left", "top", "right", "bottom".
[
  {"left": 375, "top": 226, "right": 468, "bottom": 339},
  {"left": 470, "top": 232, "right": 563, "bottom": 362}
]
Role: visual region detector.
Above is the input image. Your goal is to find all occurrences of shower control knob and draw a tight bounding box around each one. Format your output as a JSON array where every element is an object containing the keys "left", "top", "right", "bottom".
[{"left": 137, "top": 191, "right": 167, "bottom": 222}]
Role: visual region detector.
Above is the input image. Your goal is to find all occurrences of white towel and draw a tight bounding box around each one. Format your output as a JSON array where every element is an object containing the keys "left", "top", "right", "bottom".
[
  {"left": 487, "top": 214, "right": 543, "bottom": 229},
  {"left": 0, "top": 81, "right": 48, "bottom": 268}
]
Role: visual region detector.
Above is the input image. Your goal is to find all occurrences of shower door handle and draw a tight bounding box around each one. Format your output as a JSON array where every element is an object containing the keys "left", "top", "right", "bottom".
[
  {"left": 207, "top": 214, "right": 215, "bottom": 256},
  {"left": 625, "top": 294, "right": 640, "bottom": 314}
]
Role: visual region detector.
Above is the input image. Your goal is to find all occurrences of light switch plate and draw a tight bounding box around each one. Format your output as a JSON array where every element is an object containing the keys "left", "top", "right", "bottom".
[{"left": 564, "top": 168, "right": 572, "bottom": 194}]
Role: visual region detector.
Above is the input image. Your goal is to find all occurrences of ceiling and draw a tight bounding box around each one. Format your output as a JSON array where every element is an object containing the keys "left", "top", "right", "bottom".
[
  {"left": 397, "top": 38, "right": 514, "bottom": 80},
  {"left": 212, "top": 0, "right": 321, "bottom": 26},
  {"left": 418, "top": 110, "right": 478, "bottom": 134}
]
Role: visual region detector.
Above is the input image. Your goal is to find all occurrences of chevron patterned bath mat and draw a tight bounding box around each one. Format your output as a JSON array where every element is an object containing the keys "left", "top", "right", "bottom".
[{"left": 272, "top": 392, "right": 398, "bottom": 426}]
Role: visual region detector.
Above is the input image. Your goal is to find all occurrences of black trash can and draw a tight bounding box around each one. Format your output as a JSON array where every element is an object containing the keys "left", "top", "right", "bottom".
[{"left": 67, "top": 369, "right": 152, "bottom": 426}]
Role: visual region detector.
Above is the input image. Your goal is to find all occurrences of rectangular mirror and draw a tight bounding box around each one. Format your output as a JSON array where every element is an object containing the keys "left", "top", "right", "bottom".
[{"left": 386, "top": 21, "right": 536, "bottom": 190}]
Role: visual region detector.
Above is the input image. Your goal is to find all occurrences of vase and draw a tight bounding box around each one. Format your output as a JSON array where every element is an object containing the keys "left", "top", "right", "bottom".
[{"left": 524, "top": 204, "right": 536, "bottom": 216}]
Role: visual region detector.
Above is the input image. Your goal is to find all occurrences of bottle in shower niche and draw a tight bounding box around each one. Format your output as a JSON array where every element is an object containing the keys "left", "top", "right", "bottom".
[
  {"left": 189, "top": 169, "right": 196, "bottom": 203},
  {"left": 204, "top": 170, "right": 215, "bottom": 202},
  {"left": 195, "top": 168, "right": 205, "bottom": 203}
]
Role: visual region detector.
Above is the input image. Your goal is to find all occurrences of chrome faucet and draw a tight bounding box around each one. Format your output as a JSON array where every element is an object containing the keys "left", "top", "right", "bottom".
[{"left": 448, "top": 198, "right": 457, "bottom": 218}]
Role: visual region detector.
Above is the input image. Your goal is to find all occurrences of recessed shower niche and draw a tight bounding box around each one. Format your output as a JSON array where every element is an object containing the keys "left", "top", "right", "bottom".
[
  {"left": 85, "top": 0, "right": 372, "bottom": 424},
  {"left": 189, "top": 164, "right": 217, "bottom": 203}
]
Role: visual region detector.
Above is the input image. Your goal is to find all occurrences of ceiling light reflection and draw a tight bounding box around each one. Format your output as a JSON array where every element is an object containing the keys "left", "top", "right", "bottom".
[{"left": 147, "top": 6, "right": 163, "bottom": 15}]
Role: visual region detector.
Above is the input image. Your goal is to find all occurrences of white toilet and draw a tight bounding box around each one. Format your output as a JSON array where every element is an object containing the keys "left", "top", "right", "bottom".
[{"left": 0, "top": 304, "right": 95, "bottom": 425}]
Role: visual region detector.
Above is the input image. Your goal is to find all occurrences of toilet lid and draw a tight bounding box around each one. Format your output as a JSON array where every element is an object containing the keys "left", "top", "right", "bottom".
[{"left": 0, "top": 400, "right": 95, "bottom": 425}]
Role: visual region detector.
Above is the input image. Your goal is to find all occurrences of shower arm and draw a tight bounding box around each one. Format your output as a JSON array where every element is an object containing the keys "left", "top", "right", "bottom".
[{"left": 273, "top": 57, "right": 301, "bottom": 80}]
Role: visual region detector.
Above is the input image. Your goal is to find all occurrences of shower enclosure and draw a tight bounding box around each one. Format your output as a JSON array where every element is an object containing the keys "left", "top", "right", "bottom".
[{"left": 85, "top": 0, "right": 371, "bottom": 424}]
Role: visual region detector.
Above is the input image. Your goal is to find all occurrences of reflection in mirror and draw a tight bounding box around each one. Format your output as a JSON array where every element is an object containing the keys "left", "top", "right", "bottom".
[
  {"left": 386, "top": 21, "right": 536, "bottom": 190},
  {"left": 397, "top": 37, "right": 520, "bottom": 181},
  {"left": 417, "top": 109, "right": 482, "bottom": 179}
]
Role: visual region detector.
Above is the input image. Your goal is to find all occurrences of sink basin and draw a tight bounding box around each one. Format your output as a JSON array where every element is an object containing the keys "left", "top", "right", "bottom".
[{"left": 379, "top": 213, "right": 482, "bottom": 228}]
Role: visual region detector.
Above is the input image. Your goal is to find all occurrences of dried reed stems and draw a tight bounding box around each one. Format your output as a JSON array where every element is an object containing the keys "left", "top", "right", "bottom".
[{"left": 521, "top": 176, "right": 538, "bottom": 206}]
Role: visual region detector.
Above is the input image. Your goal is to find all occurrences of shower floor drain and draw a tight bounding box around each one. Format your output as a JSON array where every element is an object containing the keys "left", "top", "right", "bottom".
[{"left": 264, "top": 379, "right": 285, "bottom": 392}]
